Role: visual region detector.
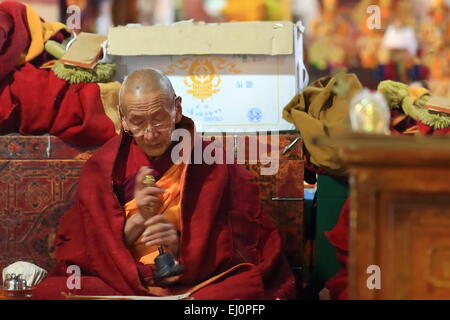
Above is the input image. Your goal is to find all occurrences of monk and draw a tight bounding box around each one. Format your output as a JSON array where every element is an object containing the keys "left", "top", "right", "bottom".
[{"left": 32, "top": 68, "right": 296, "bottom": 300}]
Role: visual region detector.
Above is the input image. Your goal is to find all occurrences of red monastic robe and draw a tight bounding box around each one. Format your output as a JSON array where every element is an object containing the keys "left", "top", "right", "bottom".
[
  {"left": 32, "top": 119, "right": 296, "bottom": 300},
  {"left": 0, "top": 63, "right": 117, "bottom": 146}
]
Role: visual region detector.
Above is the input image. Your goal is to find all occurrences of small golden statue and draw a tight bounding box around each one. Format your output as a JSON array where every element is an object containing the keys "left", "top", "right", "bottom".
[{"left": 143, "top": 175, "right": 156, "bottom": 186}]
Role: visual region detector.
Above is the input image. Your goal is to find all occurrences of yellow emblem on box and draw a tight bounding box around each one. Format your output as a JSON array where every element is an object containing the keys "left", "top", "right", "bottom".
[{"left": 166, "top": 56, "right": 240, "bottom": 102}]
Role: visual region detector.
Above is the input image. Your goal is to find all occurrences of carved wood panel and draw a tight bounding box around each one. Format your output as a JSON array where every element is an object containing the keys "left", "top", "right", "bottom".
[{"left": 349, "top": 166, "right": 450, "bottom": 300}]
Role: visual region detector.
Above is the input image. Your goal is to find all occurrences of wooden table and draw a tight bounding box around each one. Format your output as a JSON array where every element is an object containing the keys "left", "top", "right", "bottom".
[
  {"left": 0, "top": 288, "right": 32, "bottom": 300},
  {"left": 316, "top": 133, "right": 450, "bottom": 299}
]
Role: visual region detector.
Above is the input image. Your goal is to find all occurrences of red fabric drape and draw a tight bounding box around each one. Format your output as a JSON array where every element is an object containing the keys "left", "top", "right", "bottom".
[
  {"left": 0, "top": 1, "right": 30, "bottom": 79},
  {"left": 0, "top": 1, "right": 115, "bottom": 147},
  {"left": 417, "top": 120, "right": 450, "bottom": 135},
  {"left": 0, "top": 63, "right": 117, "bottom": 146}
]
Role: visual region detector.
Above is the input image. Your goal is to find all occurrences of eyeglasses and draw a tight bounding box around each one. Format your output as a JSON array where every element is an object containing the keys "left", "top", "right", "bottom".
[
  {"left": 123, "top": 95, "right": 180, "bottom": 137},
  {"left": 127, "top": 121, "right": 173, "bottom": 137}
]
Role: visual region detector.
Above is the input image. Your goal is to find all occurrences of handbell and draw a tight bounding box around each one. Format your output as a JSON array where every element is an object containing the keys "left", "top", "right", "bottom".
[{"left": 143, "top": 175, "right": 183, "bottom": 280}]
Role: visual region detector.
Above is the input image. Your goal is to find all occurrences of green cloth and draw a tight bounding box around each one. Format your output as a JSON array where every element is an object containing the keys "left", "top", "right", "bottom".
[
  {"left": 378, "top": 80, "right": 450, "bottom": 130},
  {"left": 313, "top": 174, "right": 349, "bottom": 286},
  {"left": 52, "top": 61, "right": 116, "bottom": 84}
]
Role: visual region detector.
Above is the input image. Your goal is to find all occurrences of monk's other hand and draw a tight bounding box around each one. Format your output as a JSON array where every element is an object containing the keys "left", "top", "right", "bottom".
[
  {"left": 141, "top": 215, "right": 179, "bottom": 257},
  {"left": 134, "top": 166, "right": 165, "bottom": 220}
]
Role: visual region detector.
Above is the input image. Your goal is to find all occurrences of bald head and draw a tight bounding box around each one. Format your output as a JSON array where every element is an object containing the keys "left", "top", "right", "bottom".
[{"left": 119, "top": 68, "right": 175, "bottom": 114}]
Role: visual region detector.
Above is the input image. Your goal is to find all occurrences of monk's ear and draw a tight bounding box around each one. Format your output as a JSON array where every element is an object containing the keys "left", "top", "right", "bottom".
[{"left": 175, "top": 96, "right": 183, "bottom": 123}]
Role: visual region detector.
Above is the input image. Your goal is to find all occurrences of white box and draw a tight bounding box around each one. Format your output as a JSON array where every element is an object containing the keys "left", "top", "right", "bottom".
[{"left": 107, "top": 21, "right": 308, "bottom": 133}]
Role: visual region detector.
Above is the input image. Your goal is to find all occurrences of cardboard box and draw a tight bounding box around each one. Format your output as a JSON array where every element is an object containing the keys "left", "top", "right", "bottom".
[{"left": 107, "top": 20, "right": 308, "bottom": 133}]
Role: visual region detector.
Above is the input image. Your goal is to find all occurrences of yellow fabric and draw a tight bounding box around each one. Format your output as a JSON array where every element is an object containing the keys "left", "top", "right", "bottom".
[
  {"left": 222, "top": 0, "right": 265, "bottom": 21},
  {"left": 39, "top": 60, "right": 58, "bottom": 69},
  {"left": 98, "top": 82, "right": 121, "bottom": 134},
  {"left": 282, "top": 73, "right": 363, "bottom": 175},
  {"left": 24, "top": 4, "right": 69, "bottom": 63},
  {"left": 124, "top": 162, "right": 187, "bottom": 265},
  {"left": 408, "top": 87, "right": 430, "bottom": 103},
  {"left": 265, "top": 0, "right": 292, "bottom": 21}
]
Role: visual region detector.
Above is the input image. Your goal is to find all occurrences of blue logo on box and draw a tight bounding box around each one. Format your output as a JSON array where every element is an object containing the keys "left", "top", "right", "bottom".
[{"left": 248, "top": 108, "right": 263, "bottom": 123}]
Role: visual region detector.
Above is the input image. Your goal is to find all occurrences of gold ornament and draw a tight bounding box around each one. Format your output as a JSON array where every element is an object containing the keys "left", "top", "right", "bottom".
[{"left": 143, "top": 175, "right": 156, "bottom": 186}]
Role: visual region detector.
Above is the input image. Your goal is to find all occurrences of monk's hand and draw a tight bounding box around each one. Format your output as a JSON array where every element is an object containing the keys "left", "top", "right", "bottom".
[
  {"left": 141, "top": 215, "right": 179, "bottom": 257},
  {"left": 134, "top": 166, "right": 165, "bottom": 221}
]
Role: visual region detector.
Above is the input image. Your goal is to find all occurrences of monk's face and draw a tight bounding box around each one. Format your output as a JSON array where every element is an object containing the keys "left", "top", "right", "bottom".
[{"left": 121, "top": 91, "right": 182, "bottom": 158}]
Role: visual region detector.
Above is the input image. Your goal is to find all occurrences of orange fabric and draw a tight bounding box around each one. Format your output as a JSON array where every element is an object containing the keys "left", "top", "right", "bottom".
[
  {"left": 39, "top": 60, "right": 57, "bottom": 69},
  {"left": 23, "top": 4, "right": 68, "bottom": 63},
  {"left": 407, "top": 87, "right": 429, "bottom": 102},
  {"left": 124, "top": 162, "right": 187, "bottom": 265},
  {"left": 222, "top": 0, "right": 265, "bottom": 21}
]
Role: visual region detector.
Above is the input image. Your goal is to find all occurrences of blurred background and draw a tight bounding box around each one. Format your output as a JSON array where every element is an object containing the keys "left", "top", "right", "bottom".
[{"left": 14, "top": 0, "right": 450, "bottom": 96}]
